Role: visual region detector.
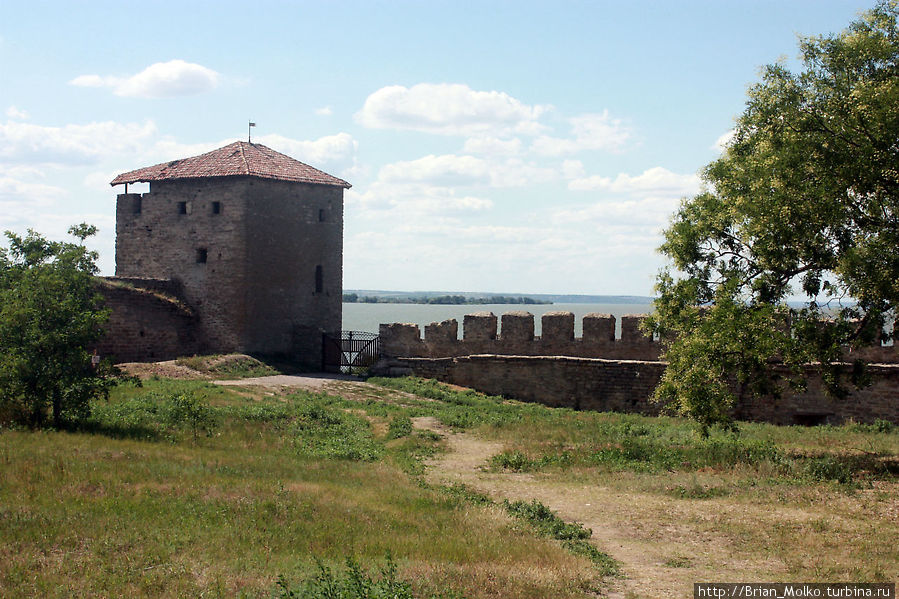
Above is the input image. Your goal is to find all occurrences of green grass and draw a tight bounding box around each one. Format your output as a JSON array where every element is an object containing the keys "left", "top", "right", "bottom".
[
  {"left": 368, "top": 377, "right": 899, "bottom": 486},
  {"left": 366, "top": 377, "right": 899, "bottom": 584},
  {"left": 3, "top": 375, "right": 898, "bottom": 596},
  {"left": 502, "top": 499, "right": 619, "bottom": 577},
  {"left": 273, "top": 556, "right": 423, "bottom": 599},
  {"left": 0, "top": 379, "right": 600, "bottom": 599}
]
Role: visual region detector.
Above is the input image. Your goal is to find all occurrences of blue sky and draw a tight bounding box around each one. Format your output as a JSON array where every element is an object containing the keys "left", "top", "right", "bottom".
[{"left": 0, "top": 0, "right": 873, "bottom": 295}]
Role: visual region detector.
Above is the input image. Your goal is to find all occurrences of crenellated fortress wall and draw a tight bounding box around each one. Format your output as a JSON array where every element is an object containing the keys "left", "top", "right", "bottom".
[
  {"left": 380, "top": 310, "right": 897, "bottom": 363},
  {"left": 377, "top": 310, "right": 899, "bottom": 425},
  {"left": 380, "top": 311, "right": 663, "bottom": 361}
]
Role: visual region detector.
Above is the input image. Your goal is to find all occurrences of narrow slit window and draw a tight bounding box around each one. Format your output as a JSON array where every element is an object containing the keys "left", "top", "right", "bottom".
[
  {"left": 318, "top": 208, "right": 326, "bottom": 222},
  {"left": 178, "top": 201, "right": 188, "bottom": 215},
  {"left": 196, "top": 248, "right": 208, "bottom": 264},
  {"left": 315, "top": 265, "right": 323, "bottom": 293},
  {"left": 212, "top": 201, "right": 221, "bottom": 215}
]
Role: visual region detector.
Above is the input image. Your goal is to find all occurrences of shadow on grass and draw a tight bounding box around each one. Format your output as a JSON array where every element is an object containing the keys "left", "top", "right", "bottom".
[{"left": 75, "top": 419, "right": 163, "bottom": 442}]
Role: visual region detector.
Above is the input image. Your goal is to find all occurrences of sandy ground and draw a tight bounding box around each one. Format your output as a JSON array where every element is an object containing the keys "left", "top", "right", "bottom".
[{"left": 212, "top": 373, "right": 361, "bottom": 390}]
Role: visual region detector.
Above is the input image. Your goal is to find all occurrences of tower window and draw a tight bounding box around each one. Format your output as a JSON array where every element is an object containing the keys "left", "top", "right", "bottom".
[
  {"left": 318, "top": 208, "right": 326, "bottom": 222},
  {"left": 196, "top": 248, "right": 208, "bottom": 264},
  {"left": 178, "top": 201, "right": 188, "bottom": 215},
  {"left": 315, "top": 265, "right": 323, "bottom": 293},
  {"left": 212, "top": 201, "right": 221, "bottom": 215}
]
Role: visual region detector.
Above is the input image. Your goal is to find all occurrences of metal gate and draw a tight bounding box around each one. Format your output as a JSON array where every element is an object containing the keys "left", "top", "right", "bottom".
[{"left": 322, "top": 331, "right": 381, "bottom": 373}]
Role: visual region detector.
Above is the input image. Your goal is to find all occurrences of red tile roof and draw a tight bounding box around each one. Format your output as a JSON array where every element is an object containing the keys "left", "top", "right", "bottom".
[{"left": 110, "top": 141, "right": 351, "bottom": 188}]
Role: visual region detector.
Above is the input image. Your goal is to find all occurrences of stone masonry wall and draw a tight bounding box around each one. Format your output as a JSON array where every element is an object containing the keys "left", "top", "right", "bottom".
[
  {"left": 400, "top": 355, "right": 899, "bottom": 425},
  {"left": 379, "top": 311, "right": 899, "bottom": 425},
  {"left": 115, "top": 179, "right": 250, "bottom": 353},
  {"left": 381, "top": 310, "right": 897, "bottom": 363},
  {"left": 244, "top": 179, "right": 343, "bottom": 365},
  {"left": 114, "top": 177, "right": 344, "bottom": 366},
  {"left": 96, "top": 279, "right": 198, "bottom": 363},
  {"left": 381, "top": 311, "right": 662, "bottom": 361}
]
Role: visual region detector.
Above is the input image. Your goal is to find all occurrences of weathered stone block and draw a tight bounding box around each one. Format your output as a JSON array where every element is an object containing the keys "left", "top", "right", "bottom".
[
  {"left": 425, "top": 319, "right": 458, "bottom": 343},
  {"left": 501, "top": 311, "right": 534, "bottom": 343},
  {"left": 583, "top": 313, "right": 615, "bottom": 343},
  {"left": 621, "top": 314, "right": 651, "bottom": 343},
  {"left": 379, "top": 322, "right": 421, "bottom": 357},
  {"left": 464, "top": 312, "right": 497, "bottom": 341},
  {"left": 542, "top": 311, "right": 575, "bottom": 343}
]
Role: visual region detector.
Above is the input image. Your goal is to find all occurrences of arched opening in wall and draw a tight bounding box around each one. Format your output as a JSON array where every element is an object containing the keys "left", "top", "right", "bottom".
[{"left": 315, "top": 265, "right": 323, "bottom": 293}]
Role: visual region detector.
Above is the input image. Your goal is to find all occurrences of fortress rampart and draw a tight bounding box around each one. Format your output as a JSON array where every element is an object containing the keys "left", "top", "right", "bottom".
[
  {"left": 380, "top": 310, "right": 898, "bottom": 363},
  {"left": 380, "top": 311, "right": 663, "bottom": 361},
  {"left": 96, "top": 277, "right": 199, "bottom": 362},
  {"left": 378, "top": 311, "right": 899, "bottom": 425}
]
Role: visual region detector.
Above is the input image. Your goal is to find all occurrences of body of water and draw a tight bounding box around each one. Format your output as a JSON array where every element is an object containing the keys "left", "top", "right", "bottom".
[{"left": 341, "top": 302, "right": 653, "bottom": 339}]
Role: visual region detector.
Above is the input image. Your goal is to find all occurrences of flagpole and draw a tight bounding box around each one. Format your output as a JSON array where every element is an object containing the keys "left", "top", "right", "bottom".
[{"left": 248, "top": 121, "right": 256, "bottom": 143}]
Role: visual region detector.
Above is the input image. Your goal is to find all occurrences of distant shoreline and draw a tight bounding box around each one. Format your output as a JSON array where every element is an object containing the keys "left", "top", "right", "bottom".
[
  {"left": 344, "top": 290, "right": 655, "bottom": 305},
  {"left": 343, "top": 293, "right": 552, "bottom": 305}
]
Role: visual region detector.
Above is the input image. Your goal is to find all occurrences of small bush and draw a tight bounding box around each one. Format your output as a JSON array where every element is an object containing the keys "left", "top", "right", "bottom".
[
  {"left": 274, "top": 555, "right": 418, "bottom": 599},
  {"left": 88, "top": 390, "right": 218, "bottom": 441},
  {"left": 802, "top": 456, "right": 854, "bottom": 485},
  {"left": 441, "top": 483, "right": 492, "bottom": 507},
  {"left": 666, "top": 483, "right": 730, "bottom": 500},
  {"left": 491, "top": 450, "right": 536, "bottom": 472},
  {"left": 167, "top": 391, "right": 217, "bottom": 440},
  {"left": 850, "top": 419, "right": 896, "bottom": 434},
  {"left": 386, "top": 415, "right": 413, "bottom": 440},
  {"left": 503, "top": 499, "right": 590, "bottom": 541},
  {"left": 503, "top": 499, "right": 618, "bottom": 575}
]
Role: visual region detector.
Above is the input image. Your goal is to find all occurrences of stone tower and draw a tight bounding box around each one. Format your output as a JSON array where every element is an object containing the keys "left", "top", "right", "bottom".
[{"left": 110, "top": 141, "right": 351, "bottom": 365}]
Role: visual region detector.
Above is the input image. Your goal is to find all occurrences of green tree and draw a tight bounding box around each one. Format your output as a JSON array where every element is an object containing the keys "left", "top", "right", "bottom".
[
  {"left": 0, "top": 225, "right": 115, "bottom": 428},
  {"left": 645, "top": 2, "right": 899, "bottom": 430}
]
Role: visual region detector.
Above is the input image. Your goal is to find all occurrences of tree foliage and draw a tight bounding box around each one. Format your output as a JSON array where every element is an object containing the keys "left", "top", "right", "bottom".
[
  {"left": 0, "top": 225, "right": 115, "bottom": 428},
  {"left": 646, "top": 2, "right": 899, "bottom": 430}
]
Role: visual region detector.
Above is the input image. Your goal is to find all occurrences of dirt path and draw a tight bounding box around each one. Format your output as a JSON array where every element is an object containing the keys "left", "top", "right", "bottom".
[
  {"left": 210, "top": 376, "right": 886, "bottom": 597},
  {"left": 411, "top": 417, "right": 788, "bottom": 599},
  {"left": 212, "top": 373, "right": 360, "bottom": 391}
]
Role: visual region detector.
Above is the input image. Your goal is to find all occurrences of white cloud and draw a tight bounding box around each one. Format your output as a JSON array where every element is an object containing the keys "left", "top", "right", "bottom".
[
  {"left": 569, "top": 166, "right": 700, "bottom": 196},
  {"left": 554, "top": 195, "right": 681, "bottom": 228},
  {"left": 0, "top": 119, "right": 158, "bottom": 165},
  {"left": 0, "top": 174, "right": 65, "bottom": 208},
  {"left": 374, "top": 153, "right": 557, "bottom": 190},
  {"left": 531, "top": 111, "right": 630, "bottom": 155},
  {"left": 70, "top": 59, "right": 220, "bottom": 98},
  {"left": 487, "top": 158, "right": 557, "bottom": 188},
  {"left": 561, "top": 159, "right": 585, "bottom": 179},
  {"left": 256, "top": 132, "right": 359, "bottom": 177},
  {"left": 380, "top": 154, "right": 490, "bottom": 187},
  {"left": 6, "top": 106, "right": 28, "bottom": 120},
  {"left": 315, "top": 106, "right": 333, "bottom": 116},
  {"left": 128, "top": 132, "right": 360, "bottom": 179},
  {"left": 348, "top": 180, "right": 493, "bottom": 214},
  {"left": 355, "top": 83, "right": 550, "bottom": 136},
  {"left": 567, "top": 174, "right": 611, "bottom": 191},
  {"left": 462, "top": 136, "right": 522, "bottom": 157},
  {"left": 713, "top": 128, "right": 735, "bottom": 152}
]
